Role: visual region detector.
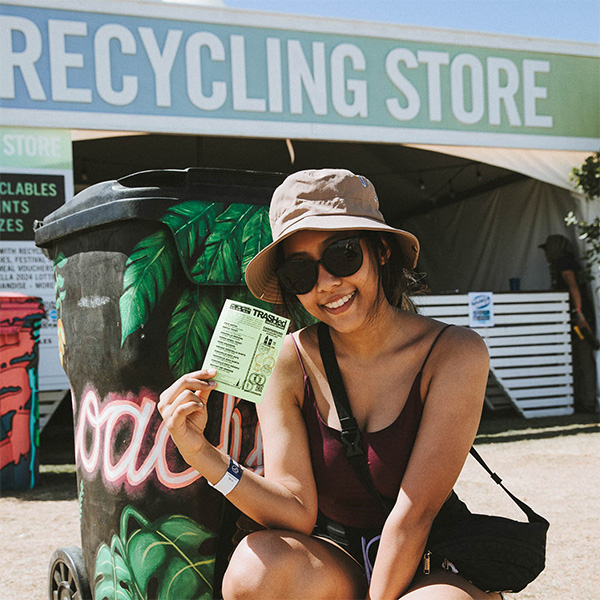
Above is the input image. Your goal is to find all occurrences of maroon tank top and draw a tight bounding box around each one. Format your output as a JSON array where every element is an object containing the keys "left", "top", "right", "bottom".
[{"left": 293, "top": 326, "right": 452, "bottom": 529}]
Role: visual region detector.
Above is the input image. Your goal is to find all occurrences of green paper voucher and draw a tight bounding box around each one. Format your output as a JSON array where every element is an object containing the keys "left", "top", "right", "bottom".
[{"left": 202, "top": 300, "right": 290, "bottom": 403}]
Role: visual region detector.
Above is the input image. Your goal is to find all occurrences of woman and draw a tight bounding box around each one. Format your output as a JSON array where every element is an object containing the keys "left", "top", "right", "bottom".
[{"left": 158, "top": 169, "right": 496, "bottom": 599}]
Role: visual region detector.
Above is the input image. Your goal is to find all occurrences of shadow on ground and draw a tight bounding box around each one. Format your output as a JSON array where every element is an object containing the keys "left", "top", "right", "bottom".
[
  {"left": 1, "top": 469, "right": 78, "bottom": 501},
  {"left": 476, "top": 410, "right": 599, "bottom": 444}
]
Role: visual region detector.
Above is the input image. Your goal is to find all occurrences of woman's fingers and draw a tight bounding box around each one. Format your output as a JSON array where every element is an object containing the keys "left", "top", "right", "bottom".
[
  {"left": 171, "top": 399, "right": 205, "bottom": 422},
  {"left": 159, "top": 389, "right": 204, "bottom": 419},
  {"left": 158, "top": 369, "right": 217, "bottom": 413}
]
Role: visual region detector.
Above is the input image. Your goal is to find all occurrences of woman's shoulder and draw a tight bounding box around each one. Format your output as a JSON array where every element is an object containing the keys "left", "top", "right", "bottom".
[
  {"left": 409, "top": 313, "right": 489, "bottom": 367},
  {"left": 290, "top": 324, "right": 319, "bottom": 352}
]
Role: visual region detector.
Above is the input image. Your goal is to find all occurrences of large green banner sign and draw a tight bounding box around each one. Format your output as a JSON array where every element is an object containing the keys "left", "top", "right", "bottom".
[{"left": 0, "top": 0, "right": 598, "bottom": 150}]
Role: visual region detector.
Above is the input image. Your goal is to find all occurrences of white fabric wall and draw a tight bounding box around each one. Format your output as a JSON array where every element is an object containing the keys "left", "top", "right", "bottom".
[{"left": 403, "top": 178, "right": 582, "bottom": 294}]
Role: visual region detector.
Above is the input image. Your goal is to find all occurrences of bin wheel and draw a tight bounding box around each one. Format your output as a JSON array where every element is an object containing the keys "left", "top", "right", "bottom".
[{"left": 48, "top": 546, "right": 91, "bottom": 600}]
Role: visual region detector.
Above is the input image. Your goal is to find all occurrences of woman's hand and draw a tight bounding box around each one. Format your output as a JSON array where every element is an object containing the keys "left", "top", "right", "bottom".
[{"left": 158, "top": 368, "right": 217, "bottom": 462}]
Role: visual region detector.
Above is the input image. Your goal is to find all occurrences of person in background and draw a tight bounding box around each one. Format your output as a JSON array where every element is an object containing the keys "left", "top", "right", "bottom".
[{"left": 540, "top": 234, "right": 598, "bottom": 413}]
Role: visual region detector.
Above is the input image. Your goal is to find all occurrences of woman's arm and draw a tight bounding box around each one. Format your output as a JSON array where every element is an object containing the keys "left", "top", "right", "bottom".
[
  {"left": 158, "top": 335, "right": 318, "bottom": 534},
  {"left": 367, "top": 326, "right": 490, "bottom": 600}
]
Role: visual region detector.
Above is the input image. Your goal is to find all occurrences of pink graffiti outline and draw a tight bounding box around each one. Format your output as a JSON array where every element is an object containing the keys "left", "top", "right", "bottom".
[{"left": 74, "top": 387, "right": 201, "bottom": 490}]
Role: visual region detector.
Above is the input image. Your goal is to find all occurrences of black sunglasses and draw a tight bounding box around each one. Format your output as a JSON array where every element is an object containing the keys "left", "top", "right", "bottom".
[{"left": 276, "top": 236, "right": 364, "bottom": 295}]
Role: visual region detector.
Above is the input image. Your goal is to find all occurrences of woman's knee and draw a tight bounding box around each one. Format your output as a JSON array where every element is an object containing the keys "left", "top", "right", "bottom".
[
  {"left": 221, "top": 530, "right": 303, "bottom": 600},
  {"left": 221, "top": 529, "right": 364, "bottom": 600},
  {"left": 404, "top": 569, "right": 502, "bottom": 599}
]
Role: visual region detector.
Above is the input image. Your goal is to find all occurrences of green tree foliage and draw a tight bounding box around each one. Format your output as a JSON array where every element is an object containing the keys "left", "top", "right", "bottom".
[
  {"left": 572, "top": 152, "right": 600, "bottom": 200},
  {"left": 566, "top": 152, "right": 600, "bottom": 276}
]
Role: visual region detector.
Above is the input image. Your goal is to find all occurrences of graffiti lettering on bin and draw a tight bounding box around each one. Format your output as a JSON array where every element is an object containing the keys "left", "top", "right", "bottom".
[{"left": 75, "top": 387, "right": 263, "bottom": 492}]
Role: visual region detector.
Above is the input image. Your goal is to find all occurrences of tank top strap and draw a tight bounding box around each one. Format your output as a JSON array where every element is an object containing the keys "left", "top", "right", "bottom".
[
  {"left": 419, "top": 324, "right": 454, "bottom": 373},
  {"left": 290, "top": 332, "right": 308, "bottom": 377}
]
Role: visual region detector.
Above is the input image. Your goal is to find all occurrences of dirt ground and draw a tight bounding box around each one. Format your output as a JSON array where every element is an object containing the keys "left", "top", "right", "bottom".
[{"left": 1, "top": 411, "right": 598, "bottom": 600}]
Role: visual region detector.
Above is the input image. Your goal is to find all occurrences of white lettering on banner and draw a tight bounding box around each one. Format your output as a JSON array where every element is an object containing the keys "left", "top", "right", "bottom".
[
  {"left": 386, "top": 50, "right": 552, "bottom": 128},
  {"left": 450, "top": 53, "right": 485, "bottom": 125},
  {"left": 523, "top": 59, "right": 553, "bottom": 127},
  {"left": 2, "top": 133, "right": 62, "bottom": 157},
  {"left": 0, "top": 14, "right": 555, "bottom": 130},
  {"left": 266, "top": 37, "right": 283, "bottom": 113},
  {"left": 0, "top": 16, "right": 46, "bottom": 100},
  {"left": 231, "top": 34, "right": 266, "bottom": 112},
  {"left": 48, "top": 19, "right": 91, "bottom": 103},
  {"left": 416, "top": 50, "right": 449, "bottom": 122},
  {"left": 386, "top": 48, "right": 420, "bottom": 121},
  {"left": 331, "top": 43, "right": 367, "bottom": 118},
  {"left": 138, "top": 27, "right": 183, "bottom": 108},
  {"left": 487, "top": 57, "right": 522, "bottom": 126},
  {"left": 94, "top": 24, "right": 138, "bottom": 106},
  {"left": 288, "top": 40, "right": 328, "bottom": 116},
  {"left": 186, "top": 31, "right": 227, "bottom": 110}
]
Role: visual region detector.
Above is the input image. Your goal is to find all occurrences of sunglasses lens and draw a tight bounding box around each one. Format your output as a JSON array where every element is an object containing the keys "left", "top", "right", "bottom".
[
  {"left": 276, "top": 237, "right": 363, "bottom": 295},
  {"left": 276, "top": 260, "right": 318, "bottom": 295},
  {"left": 322, "top": 237, "right": 363, "bottom": 277}
]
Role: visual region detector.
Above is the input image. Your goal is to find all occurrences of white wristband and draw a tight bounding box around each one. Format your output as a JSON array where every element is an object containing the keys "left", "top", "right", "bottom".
[{"left": 208, "top": 458, "right": 243, "bottom": 496}]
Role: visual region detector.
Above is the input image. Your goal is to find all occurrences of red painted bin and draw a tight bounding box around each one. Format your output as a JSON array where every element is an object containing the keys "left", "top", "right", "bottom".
[{"left": 0, "top": 292, "right": 45, "bottom": 490}]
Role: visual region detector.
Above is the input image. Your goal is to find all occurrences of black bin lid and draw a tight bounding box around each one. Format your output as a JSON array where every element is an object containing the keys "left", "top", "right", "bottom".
[{"left": 34, "top": 168, "right": 285, "bottom": 247}]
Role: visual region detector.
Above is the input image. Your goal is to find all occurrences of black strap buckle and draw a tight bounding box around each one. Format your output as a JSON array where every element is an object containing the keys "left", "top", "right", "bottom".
[{"left": 340, "top": 427, "right": 364, "bottom": 458}]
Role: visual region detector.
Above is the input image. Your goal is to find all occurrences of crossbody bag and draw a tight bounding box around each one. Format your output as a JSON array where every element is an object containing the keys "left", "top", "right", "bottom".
[{"left": 317, "top": 322, "right": 549, "bottom": 593}]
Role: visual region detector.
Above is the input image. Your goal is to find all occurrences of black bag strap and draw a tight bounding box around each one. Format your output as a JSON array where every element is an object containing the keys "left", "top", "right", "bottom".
[
  {"left": 469, "top": 447, "right": 548, "bottom": 524},
  {"left": 317, "top": 322, "right": 394, "bottom": 513},
  {"left": 317, "top": 321, "right": 549, "bottom": 526}
]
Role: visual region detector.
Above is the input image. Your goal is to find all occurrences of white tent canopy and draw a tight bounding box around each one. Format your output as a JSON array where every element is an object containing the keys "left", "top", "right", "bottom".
[{"left": 408, "top": 145, "right": 591, "bottom": 192}]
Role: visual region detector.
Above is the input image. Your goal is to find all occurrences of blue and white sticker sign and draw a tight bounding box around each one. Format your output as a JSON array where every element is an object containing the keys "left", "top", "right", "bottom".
[{"left": 468, "top": 292, "right": 494, "bottom": 328}]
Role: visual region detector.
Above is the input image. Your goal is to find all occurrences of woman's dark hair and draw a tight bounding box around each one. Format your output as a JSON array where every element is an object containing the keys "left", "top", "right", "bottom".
[
  {"left": 275, "top": 230, "right": 427, "bottom": 329},
  {"left": 362, "top": 231, "right": 425, "bottom": 312}
]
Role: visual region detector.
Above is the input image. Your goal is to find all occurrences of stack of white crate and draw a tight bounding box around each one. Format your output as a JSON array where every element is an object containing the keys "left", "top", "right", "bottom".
[{"left": 413, "top": 292, "right": 574, "bottom": 418}]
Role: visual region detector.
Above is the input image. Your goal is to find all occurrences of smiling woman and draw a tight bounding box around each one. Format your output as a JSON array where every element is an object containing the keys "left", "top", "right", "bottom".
[{"left": 157, "top": 168, "right": 513, "bottom": 599}]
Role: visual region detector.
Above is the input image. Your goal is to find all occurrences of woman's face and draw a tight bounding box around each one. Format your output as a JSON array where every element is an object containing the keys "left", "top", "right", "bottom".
[{"left": 282, "top": 230, "right": 382, "bottom": 333}]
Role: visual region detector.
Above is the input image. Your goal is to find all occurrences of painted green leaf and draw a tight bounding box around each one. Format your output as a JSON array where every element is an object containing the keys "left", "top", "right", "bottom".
[
  {"left": 167, "top": 288, "right": 220, "bottom": 378},
  {"left": 125, "top": 514, "right": 216, "bottom": 600},
  {"left": 160, "top": 201, "right": 223, "bottom": 282},
  {"left": 94, "top": 540, "right": 138, "bottom": 600},
  {"left": 193, "top": 204, "right": 259, "bottom": 284},
  {"left": 119, "top": 229, "right": 177, "bottom": 346},
  {"left": 53, "top": 253, "right": 68, "bottom": 269},
  {"left": 241, "top": 206, "right": 272, "bottom": 283}
]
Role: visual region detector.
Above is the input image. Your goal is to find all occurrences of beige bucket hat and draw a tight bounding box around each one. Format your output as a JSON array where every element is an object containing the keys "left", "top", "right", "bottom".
[{"left": 245, "top": 168, "right": 420, "bottom": 304}]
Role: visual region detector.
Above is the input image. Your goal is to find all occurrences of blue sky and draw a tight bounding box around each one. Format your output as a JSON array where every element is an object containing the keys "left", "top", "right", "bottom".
[{"left": 224, "top": 0, "right": 600, "bottom": 44}]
